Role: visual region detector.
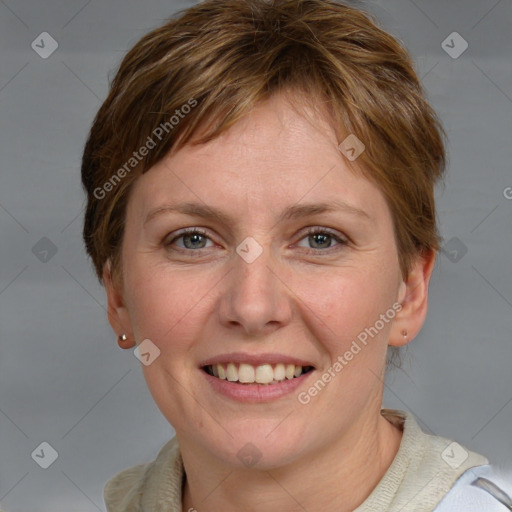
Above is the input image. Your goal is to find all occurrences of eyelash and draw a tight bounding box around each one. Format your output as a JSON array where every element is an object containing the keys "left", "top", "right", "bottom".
[{"left": 164, "top": 227, "right": 348, "bottom": 255}]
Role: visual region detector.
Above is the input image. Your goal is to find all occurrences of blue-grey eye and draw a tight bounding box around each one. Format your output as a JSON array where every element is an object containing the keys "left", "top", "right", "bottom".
[
  {"left": 296, "top": 229, "right": 346, "bottom": 250},
  {"left": 168, "top": 229, "right": 213, "bottom": 250}
]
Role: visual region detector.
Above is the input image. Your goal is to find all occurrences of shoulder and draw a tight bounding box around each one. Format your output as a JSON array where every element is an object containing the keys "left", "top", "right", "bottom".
[
  {"left": 104, "top": 436, "right": 182, "bottom": 512},
  {"left": 435, "top": 464, "right": 512, "bottom": 511}
]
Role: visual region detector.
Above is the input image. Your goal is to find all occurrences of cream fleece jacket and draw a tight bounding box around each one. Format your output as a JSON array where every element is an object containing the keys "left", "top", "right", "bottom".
[{"left": 104, "top": 409, "right": 489, "bottom": 511}]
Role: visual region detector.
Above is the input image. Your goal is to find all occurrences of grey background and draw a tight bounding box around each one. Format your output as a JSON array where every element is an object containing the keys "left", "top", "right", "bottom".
[{"left": 0, "top": 0, "right": 511, "bottom": 510}]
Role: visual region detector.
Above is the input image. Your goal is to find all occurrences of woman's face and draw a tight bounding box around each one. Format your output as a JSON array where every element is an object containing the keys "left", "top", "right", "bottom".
[{"left": 107, "top": 94, "right": 416, "bottom": 469}]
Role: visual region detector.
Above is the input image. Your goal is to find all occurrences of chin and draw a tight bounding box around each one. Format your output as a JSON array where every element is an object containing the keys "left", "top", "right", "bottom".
[{"left": 202, "top": 421, "right": 312, "bottom": 470}]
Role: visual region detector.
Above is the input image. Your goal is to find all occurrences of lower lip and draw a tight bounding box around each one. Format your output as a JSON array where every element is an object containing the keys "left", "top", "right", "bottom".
[{"left": 201, "top": 369, "right": 314, "bottom": 403}]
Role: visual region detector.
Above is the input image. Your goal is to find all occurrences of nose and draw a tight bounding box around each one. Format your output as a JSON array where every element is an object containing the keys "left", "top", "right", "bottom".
[{"left": 217, "top": 240, "right": 293, "bottom": 337}]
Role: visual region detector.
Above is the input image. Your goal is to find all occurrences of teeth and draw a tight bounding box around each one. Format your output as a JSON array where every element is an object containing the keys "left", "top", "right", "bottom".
[
  {"left": 255, "top": 364, "right": 274, "bottom": 384},
  {"left": 210, "top": 363, "right": 311, "bottom": 384},
  {"left": 238, "top": 363, "right": 255, "bottom": 383},
  {"left": 226, "top": 363, "right": 238, "bottom": 382},
  {"left": 274, "top": 363, "right": 285, "bottom": 381}
]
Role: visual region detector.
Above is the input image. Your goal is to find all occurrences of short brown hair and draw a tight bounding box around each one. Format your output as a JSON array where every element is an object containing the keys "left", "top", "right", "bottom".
[{"left": 81, "top": 0, "right": 446, "bottom": 288}]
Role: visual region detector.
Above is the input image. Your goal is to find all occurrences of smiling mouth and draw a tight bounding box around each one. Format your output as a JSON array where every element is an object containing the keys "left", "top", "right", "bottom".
[{"left": 203, "top": 363, "right": 314, "bottom": 385}]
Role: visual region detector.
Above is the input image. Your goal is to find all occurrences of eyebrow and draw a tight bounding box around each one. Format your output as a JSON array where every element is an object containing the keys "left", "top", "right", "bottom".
[{"left": 144, "top": 199, "right": 370, "bottom": 226}]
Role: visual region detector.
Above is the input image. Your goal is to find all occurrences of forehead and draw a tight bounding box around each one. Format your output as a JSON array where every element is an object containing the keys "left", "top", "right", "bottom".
[{"left": 127, "top": 94, "right": 389, "bottom": 225}]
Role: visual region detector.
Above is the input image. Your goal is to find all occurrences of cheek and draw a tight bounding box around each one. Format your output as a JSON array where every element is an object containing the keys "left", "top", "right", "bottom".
[
  {"left": 293, "top": 266, "right": 396, "bottom": 366},
  {"left": 124, "top": 263, "right": 212, "bottom": 353}
]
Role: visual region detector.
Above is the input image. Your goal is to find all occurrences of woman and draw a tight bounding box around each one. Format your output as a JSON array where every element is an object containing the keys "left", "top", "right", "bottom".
[{"left": 81, "top": 0, "right": 510, "bottom": 510}]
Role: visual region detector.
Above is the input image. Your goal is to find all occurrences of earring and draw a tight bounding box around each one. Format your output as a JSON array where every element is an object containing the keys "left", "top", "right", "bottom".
[
  {"left": 118, "top": 333, "right": 128, "bottom": 342},
  {"left": 401, "top": 329, "right": 408, "bottom": 341}
]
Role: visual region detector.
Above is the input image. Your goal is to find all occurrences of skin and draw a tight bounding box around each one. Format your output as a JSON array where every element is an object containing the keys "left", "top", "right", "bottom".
[{"left": 104, "top": 93, "right": 435, "bottom": 512}]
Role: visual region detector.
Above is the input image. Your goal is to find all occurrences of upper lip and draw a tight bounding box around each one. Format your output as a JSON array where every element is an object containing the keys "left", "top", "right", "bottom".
[{"left": 199, "top": 352, "right": 315, "bottom": 368}]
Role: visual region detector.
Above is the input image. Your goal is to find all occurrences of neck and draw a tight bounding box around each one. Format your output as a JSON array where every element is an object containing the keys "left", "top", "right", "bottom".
[{"left": 180, "top": 410, "right": 402, "bottom": 512}]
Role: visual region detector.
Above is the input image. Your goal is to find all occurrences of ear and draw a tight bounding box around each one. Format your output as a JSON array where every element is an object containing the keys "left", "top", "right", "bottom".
[
  {"left": 103, "top": 260, "right": 136, "bottom": 349},
  {"left": 389, "top": 249, "right": 436, "bottom": 347}
]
